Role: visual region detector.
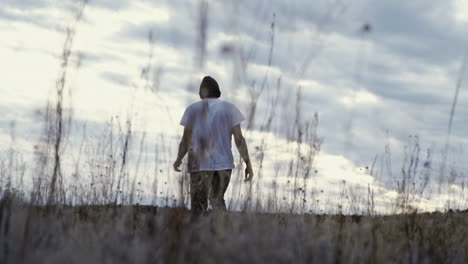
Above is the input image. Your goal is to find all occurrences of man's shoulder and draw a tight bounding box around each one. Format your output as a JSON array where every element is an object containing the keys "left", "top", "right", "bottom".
[
  {"left": 186, "top": 99, "right": 239, "bottom": 111},
  {"left": 219, "top": 100, "right": 238, "bottom": 109},
  {"left": 186, "top": 100, "right": 204, "bottom": 110}
]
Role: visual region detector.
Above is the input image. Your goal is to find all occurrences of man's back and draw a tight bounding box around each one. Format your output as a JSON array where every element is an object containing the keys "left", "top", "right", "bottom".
[{"left": 180, "top": 98, "right": 245, "bottom": 172}]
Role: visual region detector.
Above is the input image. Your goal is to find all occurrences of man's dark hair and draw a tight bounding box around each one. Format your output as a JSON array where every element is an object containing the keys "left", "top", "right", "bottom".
[{"left": 199, "top": 76, "right": 221, "bottom": 98}]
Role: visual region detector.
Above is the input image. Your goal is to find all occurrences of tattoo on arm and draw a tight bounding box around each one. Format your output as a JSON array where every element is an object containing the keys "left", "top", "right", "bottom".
[
  {"left": 177, "top": 129, "right": 191, "bottom": 161},
  {"left": 232, "top": 125, "right": 251, "bottom": 165},
  {"left": 236, "top": 136, "right": 251, "bottom": 165}
]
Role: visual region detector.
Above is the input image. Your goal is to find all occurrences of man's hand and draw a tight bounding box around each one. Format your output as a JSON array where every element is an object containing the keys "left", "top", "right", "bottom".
[
  {"left": 173, "top": 159, "right": 182, "bottom": 172},
  {"left": 244, "top": 162, "right": 254, "bottom": 182}
]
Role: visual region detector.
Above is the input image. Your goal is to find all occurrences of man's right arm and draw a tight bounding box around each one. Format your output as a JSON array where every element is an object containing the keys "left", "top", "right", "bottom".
[{"left": 232, "top": 124, "right": 254, "bottom": 181}]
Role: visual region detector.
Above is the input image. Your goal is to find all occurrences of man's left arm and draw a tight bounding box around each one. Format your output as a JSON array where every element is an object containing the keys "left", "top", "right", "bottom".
[{"left": 173, "top": 128, "right": 191, "bottom": 172}]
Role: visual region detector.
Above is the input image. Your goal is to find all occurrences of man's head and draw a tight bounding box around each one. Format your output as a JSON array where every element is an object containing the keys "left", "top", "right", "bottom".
[{"left": 199, "top": 76, "right": 221, "bottom": 99}]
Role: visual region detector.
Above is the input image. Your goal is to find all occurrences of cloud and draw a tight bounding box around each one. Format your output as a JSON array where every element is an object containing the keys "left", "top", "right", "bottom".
[
  {"left": 88, "top": 0, "right": 130, "bottom": 11},
  {"left": 364, "top": 1, "right": 467, "bottom": 65},
  {"left": 100, "top": 71, "right": 131, "bottom": 86},
  {"left": 1, "top": 0, "right": 50, "bottom": 10}
]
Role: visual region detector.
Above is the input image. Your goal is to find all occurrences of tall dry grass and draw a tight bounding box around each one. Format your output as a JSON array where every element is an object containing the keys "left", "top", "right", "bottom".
[{"left": 1, "top": 1, "right": 467, "bottom": 263}]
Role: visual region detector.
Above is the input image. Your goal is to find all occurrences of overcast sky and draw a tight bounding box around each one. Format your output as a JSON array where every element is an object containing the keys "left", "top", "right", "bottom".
[{"left": 2, "top": 0, "right": 468, "bottom": 212}]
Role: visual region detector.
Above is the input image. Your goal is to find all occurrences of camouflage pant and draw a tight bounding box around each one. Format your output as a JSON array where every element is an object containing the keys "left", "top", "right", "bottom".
[{"left": 190, "top": 169, "right": 232, "bottom": 214}]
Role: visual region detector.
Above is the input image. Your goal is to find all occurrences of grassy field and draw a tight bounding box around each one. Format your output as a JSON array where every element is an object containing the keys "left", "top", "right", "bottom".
[
  {"left": 2, "top": 1, "right": 468, "bottom": 263},
  {"left": 1, "top": 195, "right": 467, "bottom": 264}
]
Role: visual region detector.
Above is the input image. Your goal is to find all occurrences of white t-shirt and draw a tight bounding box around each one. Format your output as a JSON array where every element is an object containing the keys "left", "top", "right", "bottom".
[{"left": 180, "top": 98, "right": 245, "bottom": 172}]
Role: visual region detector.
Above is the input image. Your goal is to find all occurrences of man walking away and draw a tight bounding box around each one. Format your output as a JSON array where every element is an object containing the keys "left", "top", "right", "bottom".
[{"left": 173, "top": 76, "right": 254, "bottom": 216}]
